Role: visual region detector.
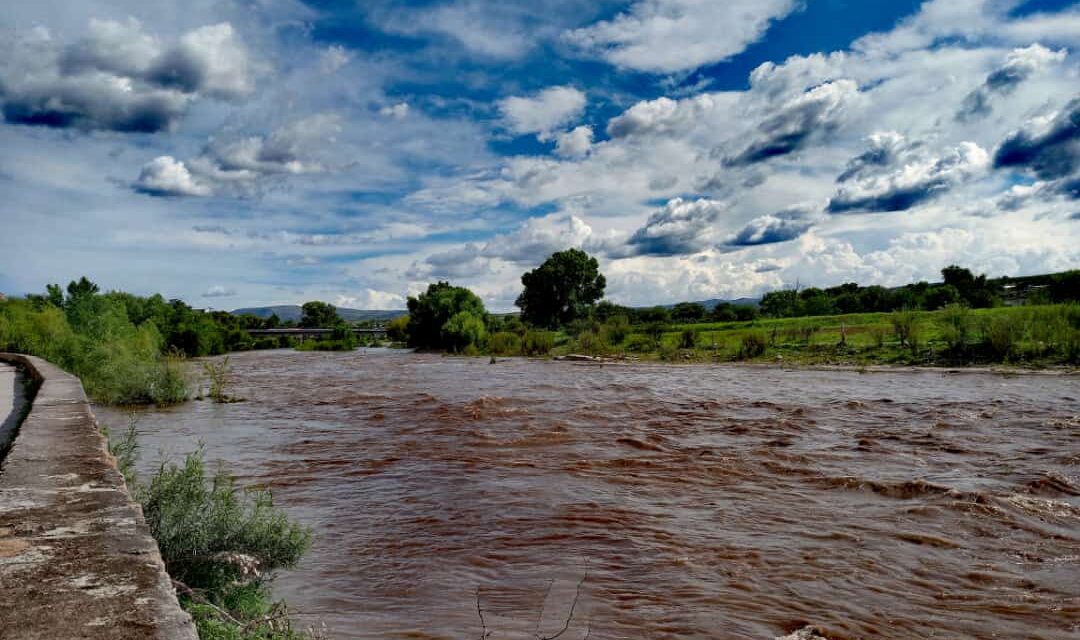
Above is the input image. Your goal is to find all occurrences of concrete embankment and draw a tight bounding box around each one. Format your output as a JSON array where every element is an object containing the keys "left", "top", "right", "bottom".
[{"left": 0, "top": 354, "right": 196, "bottom": 639}]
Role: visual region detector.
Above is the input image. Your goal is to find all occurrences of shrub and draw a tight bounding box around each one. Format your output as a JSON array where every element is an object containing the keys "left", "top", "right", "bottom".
[
  {"left": 869, "top": 326, "right": 888, "bottom": 348},
  {"left": 985, "top": 315, "right": 1020, "bottom": 360},
  {"left": 891, "top": 309, "right": 920, "bottom": 353},
  {"left": 139, "top": 449, "right": 311, "bottom": 594},
  {"left": 487, "top": 331, "right": 522, "bottom": 356},
  {"left": 574, "top": 330, "right": 608, "bottom": 355},
  {"left": 678, "top": 328, "right": 699, "bottom": 349},
  {"left": 737, "top": 333, "right": 767, "bottom": 360},
  {"left": 658, "top": 342, "right": 680, "bottom": 361},
  {"left": 625, "top": 334, "right": 656, "bottom": 353},
  {"left": 521, "top": 330, "right": 555, "bottom": 356},
  {"left": 385, "top": 315, "right": 409, "bottom": 342},
  {"left": 940, "top": 304, "right": 973, "bottom": 354},
  {"left": 600, "top": 315, "right": 631, "bottom": 346}
]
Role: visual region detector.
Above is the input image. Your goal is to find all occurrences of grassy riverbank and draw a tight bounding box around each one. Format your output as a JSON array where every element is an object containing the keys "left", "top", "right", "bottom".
[{"left": 536, "top": 304, "right": 1080, "bottom": 368}]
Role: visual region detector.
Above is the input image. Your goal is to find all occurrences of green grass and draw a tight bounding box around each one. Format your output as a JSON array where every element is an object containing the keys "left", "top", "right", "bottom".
[{"left": 544, "top": 304, "right": 1080, "bottom": 368}]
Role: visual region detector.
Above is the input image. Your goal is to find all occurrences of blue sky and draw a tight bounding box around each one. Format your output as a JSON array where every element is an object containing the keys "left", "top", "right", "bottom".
[{"left": 0, "top": 0, "right": 1077, "bottom": 310}]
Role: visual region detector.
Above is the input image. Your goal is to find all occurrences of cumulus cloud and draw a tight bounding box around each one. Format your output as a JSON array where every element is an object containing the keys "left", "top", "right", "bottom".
[
  {"left": 724, "top": 208, "right": 817, "bottom": 247},
  {"left": 0, "top": 19, "right": 257, "bottom": 133},
  {"left": 957, "top": 43, "right": 1067, "bottom": 121},
  {"left": 993, "top": 98, "right": 1079, "bottom": 183},
  {"left": 836, "top": 131, "right": 918, "bottom": 183},
  {"left": 725, "top": 80, "right": 860, "bottom": 166},
  {"left": 498, "top": 86, "right": 586, "bottom": 139},
  {"left": 335, "top": 289, "right": 405, "bottom": 309},
  {"left": 133, "top": 114, "right": 342, "bottom": 197},
  {"left": 379, "top": 102, "right": 410, "bottom": 119},
  {"left": 565, "top": 0, "right": 799, "bottom": 73},
  {"left": 417, "top": 212, "right": 598, "bottom": 280},
  {"left": 606, "top": 93, "right": 717, "bottom": 139},
  {"left": 625, "top": 197, "right": 725, "bottom": 256},
  {"left": 828, "top": 142, "right": 990, "bottom": 213},
  {"left": 202, "top": 285, "right": 237, "bottom": 298},
  {"left": 133, "top": 156, "right": 213, "bottom": 197},
  {"left": 554, "top": 125, "right": 593, "bottom": 157}
]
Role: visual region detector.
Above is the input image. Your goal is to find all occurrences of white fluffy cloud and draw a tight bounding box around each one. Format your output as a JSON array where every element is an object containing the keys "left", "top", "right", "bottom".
[
  {"left": 565, "top": 0, "right": 799, "bottom": 73},
  {"left": 554, "top": 125, "right": 593, "bottom": 157},
  {"left": 0, "top": 19, "right": 257, "bottom": 132},
  {"left": 133, "top": 156, "right": 212, "bottom": 197},
  {"left": 498, "top": 86, "right": 586, "bottom": 139},
  {"left": 133, "top": 114, "right": 342, "bottom": 196}
]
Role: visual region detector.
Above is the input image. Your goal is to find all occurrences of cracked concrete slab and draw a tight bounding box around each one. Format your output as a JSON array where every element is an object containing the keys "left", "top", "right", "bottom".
[{"left": 0, "top": 354, "right": 196, "bottom": 639}]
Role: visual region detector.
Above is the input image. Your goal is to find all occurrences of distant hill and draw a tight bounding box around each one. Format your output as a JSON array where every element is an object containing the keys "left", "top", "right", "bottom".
[
  {"left": 659, "top": 297, "right": 759, "bottom": 311},
  {"left": 231, "top": 305, "right": 406, "bottom": 324}
]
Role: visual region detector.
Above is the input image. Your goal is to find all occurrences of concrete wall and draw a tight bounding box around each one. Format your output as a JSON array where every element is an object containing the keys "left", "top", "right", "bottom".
[{"left": 0, "top": 354, "right": 197, "bottom": 639}]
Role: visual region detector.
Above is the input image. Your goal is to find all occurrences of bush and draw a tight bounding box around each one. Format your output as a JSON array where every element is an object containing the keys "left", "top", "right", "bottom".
[
  {"left": 625, "top": 334, "right": 656, "bottom": 352},
  {"left": 385, "top": 315, "right": 409, "bottom": 342},
  {"left": 678, "top": 328, "right": 699, "bottom": 349},
  {"left": 599, "top": 315, "right": 631, "bottom": 346},
  {"left": 574, "top": 330, "right": 608, "bottom": 355},
  {"left": 487, "top": 331, "right": 522, "bottom": 356},
  {"left": 940, "top": 304, "right": 973, "bottom": 354},
  {"left": 140, "top": 449, "right": 311, "bottom": 594},
  {"left": 737, "top": 333, "right": 767, "bottom": 360},
  {"left": 521, "top": 330, "right": 555, "bottom": 356},
  {"left": 985, "top": 315, "right": 1020, "bottom": 360},
  {"left": 891, "top": 309, "right": 920, "bottom": 354}
]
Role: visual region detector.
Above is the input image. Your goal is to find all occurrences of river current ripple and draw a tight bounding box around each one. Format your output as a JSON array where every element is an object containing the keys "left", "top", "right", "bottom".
[{"left": 97, "top": 349, "right": 1080, "bottom": 639}]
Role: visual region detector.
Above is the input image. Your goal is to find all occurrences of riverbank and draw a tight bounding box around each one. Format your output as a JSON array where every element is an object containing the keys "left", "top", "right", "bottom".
[{"left": 536, "top": 304, "right": 1080, "bottom": 369}]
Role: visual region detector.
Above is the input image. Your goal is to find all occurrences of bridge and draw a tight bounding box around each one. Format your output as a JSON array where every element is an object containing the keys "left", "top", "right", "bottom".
[{"left": 246, "top": 327, "right": 388, "bottom": 340}]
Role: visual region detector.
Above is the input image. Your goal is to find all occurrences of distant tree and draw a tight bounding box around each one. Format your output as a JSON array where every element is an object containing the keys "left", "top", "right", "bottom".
[
  {"left": 733, "top": 305, "right": 759, "bottom": 321},
  {"left": 1049, "top": 270, "right": 1080, "bottom": 303},
  {"left": 710, "top": 303, "right": 737, "bottom": 322},
  {"left": 45, "top": 283, "right": 64, "bottom": 308},
  {"left": 760, "top": 290, "right": 799, "bottom": 318},
  {"left": 406, "top": 282, "right": 487, "bottom": 350},
  {"left": 385, "top": 315, "right": 409, "bottom": 342},
  {"left": 635, "top": 306, "right": 671, "bottom": 324},
  {"left": 593, "top": 300, "right": 630, "bottom": 323},
  {"left": 265, "top": 313, "right": 281, "bottom": 329},
  {"left": 516, "top": 249, "right": 606, "bottom": 329},
  {"left": 924, "top": 284, "right": 960, "bottom": 310},
  {"left": 441, "top": 311, "right": 487, "bottom": 352},
  {"left": 300, "top": 301, "right": 339, "bottom": 328},
  {"left": 66, "top": 276, "right": 100, "bottom": 301},
  {"left": 671, "top": 302, "right": 707, "bottom": 322}
]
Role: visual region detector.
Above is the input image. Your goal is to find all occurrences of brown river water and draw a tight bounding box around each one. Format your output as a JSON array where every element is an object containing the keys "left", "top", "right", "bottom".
[{"left": 96, "top": 349, "right": 1080, "bottom": 640}]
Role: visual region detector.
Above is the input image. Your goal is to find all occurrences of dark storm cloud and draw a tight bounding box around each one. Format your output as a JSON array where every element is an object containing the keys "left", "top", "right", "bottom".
[
  {"left": 993, "top": 98, "right": 1079, "bottom": 183},
  {"left": 829, "top": 142, "right": 990, "bottom": 214},
  {"left": 956, "top": 44, "right": 1066, "bottom": 122},
  {"left": 725, "top": 80, "right": 858, "bottom": 167},
  {"left": 836, "top": 132, "right": 915, "bottom": 183},
  {"left": 0, "top": 20, "right": 253, "bottom": 133},
  {"left": 725, "top": 210, "right": 814, "bottom": 247},
  {"left": 625, "top": 197, "right": 724, "bottom": 256}
]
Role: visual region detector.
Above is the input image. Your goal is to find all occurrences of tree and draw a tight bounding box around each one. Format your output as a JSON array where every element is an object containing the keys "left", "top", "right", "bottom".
[
  {"left": 406, "top": 282, "right": 486, "bottom": 349},
  {"left": 441, "top": 311, "right": 486, "bottom": 352},
  {"left": 300, "top": 301, "right": 339, "bottom": 328},
  {"left": 671, "top": 302, "right": 707, "bottom": 322},
  {"left": 516, "top": 249, "right": 606, "bottom": 329}
]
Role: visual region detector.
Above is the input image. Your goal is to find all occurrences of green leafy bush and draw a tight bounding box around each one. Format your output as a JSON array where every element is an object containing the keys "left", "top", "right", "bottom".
[
  {"left": 521, "top": 330, "right": 555, "bottom": 356},
  {"left": 737, "top": 333, "right": 768, "bottom": 360},
  {"left": 678, "top": 328, "right": 699, "bottom": 349},
  {"left": 140, "top": 449, "right": 311, "bottom": 594},
  {"left": 487, "top": 331, "right": 522, "bottom": 355}
]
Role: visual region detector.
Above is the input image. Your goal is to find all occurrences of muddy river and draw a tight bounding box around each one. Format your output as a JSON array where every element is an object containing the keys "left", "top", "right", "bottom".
[{"left": 96, "top": 349, "right": 1080, "bottom": 639}]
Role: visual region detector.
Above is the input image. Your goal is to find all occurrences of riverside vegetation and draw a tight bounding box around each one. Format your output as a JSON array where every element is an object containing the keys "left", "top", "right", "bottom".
[
  {"left": 397, "top": 253, "right": 1080, "bottom": 368},
  {"left": 1, "top": 281, "right": 317, "bottom": 639}
]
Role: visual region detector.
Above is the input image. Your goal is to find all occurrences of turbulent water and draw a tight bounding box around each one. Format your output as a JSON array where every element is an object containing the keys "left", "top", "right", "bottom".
[{"left": 96, "top": 349, "right": 1080, "bottom": 639}]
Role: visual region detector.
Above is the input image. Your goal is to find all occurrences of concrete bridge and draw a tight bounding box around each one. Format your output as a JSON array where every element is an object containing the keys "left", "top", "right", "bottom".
[
  {"left": 0, "top": 354, "right": 195, "bottom": 639},
  {"left": 246, "top": 327, "right": 388, "bottom": 340}
]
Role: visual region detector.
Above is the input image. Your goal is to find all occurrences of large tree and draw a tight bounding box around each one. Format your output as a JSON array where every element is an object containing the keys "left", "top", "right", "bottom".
[
  {"left": 515, "top": 249, "right": 606, "bottom": 329},
  {"left": 406, "top": 282, "right": 487, "bottom": 350},
  {"left": 300, "top": 301, "right": 339, "bottom": 328}
]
